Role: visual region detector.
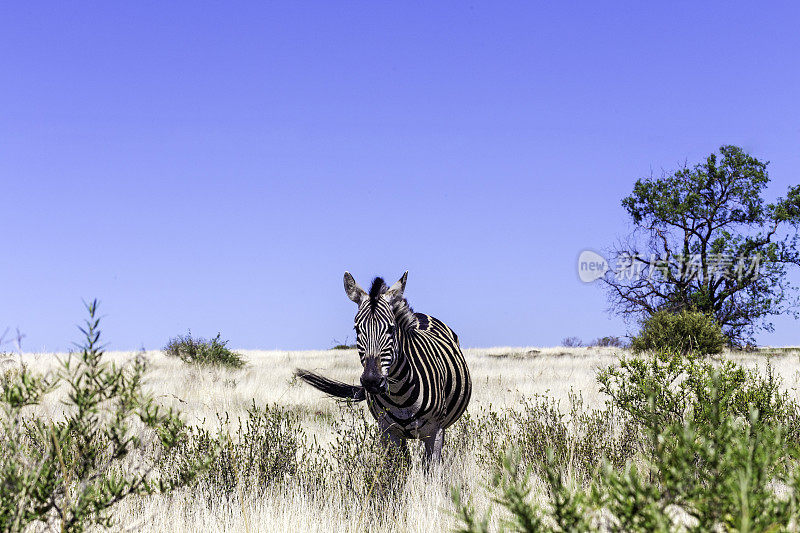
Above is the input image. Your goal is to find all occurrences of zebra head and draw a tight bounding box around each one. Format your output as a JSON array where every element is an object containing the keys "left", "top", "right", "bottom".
[{"left": 343, "top": 271, "right": 408, "bottom": 395}]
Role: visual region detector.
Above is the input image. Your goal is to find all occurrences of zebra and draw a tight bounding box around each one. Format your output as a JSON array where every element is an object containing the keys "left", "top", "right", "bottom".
[{"left": 295, "top": 271, "right": 471, "bottom": 463}]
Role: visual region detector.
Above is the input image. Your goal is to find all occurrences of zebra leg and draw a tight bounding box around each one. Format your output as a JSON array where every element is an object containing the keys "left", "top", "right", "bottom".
[
  {"left": 378, "top": 417, "right": 410, "bottom": 465},
  {"left": 422, "top": 426, "right": 445, "bottom": 466}
]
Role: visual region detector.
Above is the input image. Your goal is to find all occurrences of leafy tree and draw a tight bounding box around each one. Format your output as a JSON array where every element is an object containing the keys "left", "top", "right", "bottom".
[{"left": 603, "top": 145, "right": 800, "bottom": 344}]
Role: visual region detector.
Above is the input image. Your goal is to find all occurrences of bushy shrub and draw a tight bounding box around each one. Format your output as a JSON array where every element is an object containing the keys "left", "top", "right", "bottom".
[
  {"left": 631, "top": 309, "right": 727, "bottom": 355},
  {"left": 591, "top": 336, "right": 626, "bottom": 348},
  {"left": 444, "top": 393, "right": 638, "bottom": 488},
  {"left": 453, "top": 450, "right": 593, "bottom": 533},
  {"left": 561, "top": 337, "right": 583, "bottom": 348},
  {"left": 0, "top": 301, "right": 207, "bottom": 532},
  {"left": 454, "top": 349, "right": 800, "bottom": 532},
  {"left": 510, "top": 393, "right": 637, "bottom": 480},
  {"left": 163, "top": 401, "right": 409, "bottom": 519},
  {"left": 598, "top": 349, "right": 799, "bottom": 444},
  {"left": 325, "top": 403, "right": 411, "bottom": 512},
  {"left": 330, "top": 337, "right": 356, "bottom": 350},
  {"left": 164, "top": 332, "right": 245, "bottom": 368},
  {"left": 162, "top": 401, "right": 305, "bottom": 497}
]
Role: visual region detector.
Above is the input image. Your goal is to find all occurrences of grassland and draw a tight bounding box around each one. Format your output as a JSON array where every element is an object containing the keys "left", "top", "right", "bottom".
[{"left": 5, "top": 345, "right": 800, "bottom": 532}]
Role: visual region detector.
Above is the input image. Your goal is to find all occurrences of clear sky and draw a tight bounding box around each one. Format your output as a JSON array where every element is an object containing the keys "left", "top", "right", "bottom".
[{"left": 2, "top": 2, "right": 798, "bottom": 352}]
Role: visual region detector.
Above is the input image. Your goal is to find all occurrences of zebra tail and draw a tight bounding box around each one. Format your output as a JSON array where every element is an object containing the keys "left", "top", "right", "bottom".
[{"left": 294, "top": 369, "right": 366, "bottom": 402}]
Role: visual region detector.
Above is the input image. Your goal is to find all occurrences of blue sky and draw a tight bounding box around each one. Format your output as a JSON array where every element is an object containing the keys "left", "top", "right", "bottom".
[{"left": 1, "top": 2, "right": 798, "bottom": 351}]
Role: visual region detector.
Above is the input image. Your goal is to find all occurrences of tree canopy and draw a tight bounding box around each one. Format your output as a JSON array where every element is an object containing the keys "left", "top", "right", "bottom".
[{"left": 604, "top": 145, "right": 800, "bottom": 345}]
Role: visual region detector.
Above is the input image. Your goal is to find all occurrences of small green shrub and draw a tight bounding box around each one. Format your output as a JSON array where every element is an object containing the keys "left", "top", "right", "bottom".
[
  {"left": 444, "top": 393, "right": 638, "bottom": 487},
  {"left": 510, "top": 393, "right": 637, "bottom": 480},
  {"left": 0, "top": 301, "right": 207, "bottom": 532},
  {"left": 631, "top": 309, "right": 727, "bottom": 355},
  {"left": 452, "top": 449, "right": 593, "bottom": 533},
  {"left": 330, "top": 337, "right": 356, "bottom": 350},
  {"left": 159, "top": 401, "right": 409, "bottom": 529},
  {"left": 591, "top": 336, "right": 626, "bottom": 348},
  {"left": 164, "top": 332, "right": 245, "bottom": 368},
  {"left": 162, "top": 401, "right": 304, "bottom": 497}
]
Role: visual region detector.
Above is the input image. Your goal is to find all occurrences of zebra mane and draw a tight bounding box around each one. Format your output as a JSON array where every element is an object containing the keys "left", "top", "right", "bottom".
[
  {"left": 368, "top": 276, "right": 418, "bottom": 330},
  {"left": 393, "top": 297, "right": 419, "bottom": 330},
  {"left": 369, "top": 277, "right": 387, "bottom": 302}
]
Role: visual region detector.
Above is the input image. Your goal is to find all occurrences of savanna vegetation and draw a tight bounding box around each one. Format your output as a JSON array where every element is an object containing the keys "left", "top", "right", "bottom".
[{"left": 2, "top": 302, "right": 800, "bottom": 531}]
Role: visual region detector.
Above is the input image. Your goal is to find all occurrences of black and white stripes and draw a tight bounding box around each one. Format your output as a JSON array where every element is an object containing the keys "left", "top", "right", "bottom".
[{"left": 295, "top": 271, "right": 471, "bottom": 462}]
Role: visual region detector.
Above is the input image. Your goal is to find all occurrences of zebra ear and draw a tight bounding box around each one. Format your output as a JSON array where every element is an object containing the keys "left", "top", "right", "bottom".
[
  {"left": 344, "top": 271, "right": 367, "bottom": 304},
  {"left": 385, "top": 271, "right": 408, "bottom": 304}
]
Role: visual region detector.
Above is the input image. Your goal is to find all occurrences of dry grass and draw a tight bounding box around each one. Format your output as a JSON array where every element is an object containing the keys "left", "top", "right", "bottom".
[{"left": 6, "top": 346, "right": 800, "bottom": 532}]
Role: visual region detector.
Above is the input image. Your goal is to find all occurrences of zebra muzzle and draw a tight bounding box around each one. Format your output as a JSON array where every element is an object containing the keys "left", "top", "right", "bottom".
[{"left": 360, "top": 361, "right": 387, "bottom": 394}]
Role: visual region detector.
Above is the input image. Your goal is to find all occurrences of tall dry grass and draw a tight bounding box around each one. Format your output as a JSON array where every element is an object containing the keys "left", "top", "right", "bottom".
[{"left": 5, "top": 346, "right": 800, "bottom": 532}]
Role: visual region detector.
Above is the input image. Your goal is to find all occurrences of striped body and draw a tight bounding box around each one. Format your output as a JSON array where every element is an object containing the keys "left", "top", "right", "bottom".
[{"left": 364, "top": 312, "right": 471, "bottom": 440}]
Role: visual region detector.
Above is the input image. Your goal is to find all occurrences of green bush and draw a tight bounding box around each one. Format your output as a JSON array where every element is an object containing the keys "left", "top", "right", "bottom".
[
  {"left": 631, "top": 309, "right": 727, "bottom": 355},
  {"left": 164, "top": 332, "right": 246, "bottom": 368},
  {"left": 443, "top": 393, "right": 638, "bottom": 487},
  {"left": 0, "top": 301, "right": 207, "bottom": 532},
  {"left": 161, "top": 401, "right": 305, "bottom": 498},
  {"left": 453, "top": 449, "right": 593, "bottom": 533},
  {"left": 454, "top": 349, "right": 800, "bottom": 532},
  {"left": 591, "top": 336, "right": 626, "bottom": 348},
  {"left": 509, "top": 393, "right": 638, "bottom": 480},
  {"left": 330, "top": 337, "right": 356, "bottom": 350},
  {"left": 598, "top": 347, "right": 799, "bottom": 443},
  {"left": 160, "top": 401, "right": 409, "bottom": 528},
  {"left": 162, "top": 402, "right": 409, "bottom": 494}
]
